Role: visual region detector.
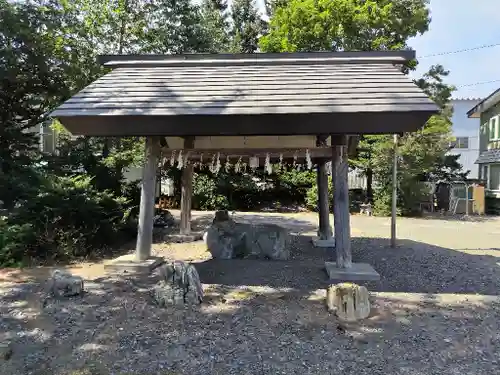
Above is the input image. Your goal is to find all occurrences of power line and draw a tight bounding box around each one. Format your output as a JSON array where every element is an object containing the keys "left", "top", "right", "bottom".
[
  {"left": 456, "top": 79, "right": 500, "bottom": 88},
  {"left": 418, "top": 42, "right": 500, "bottom": 58}
]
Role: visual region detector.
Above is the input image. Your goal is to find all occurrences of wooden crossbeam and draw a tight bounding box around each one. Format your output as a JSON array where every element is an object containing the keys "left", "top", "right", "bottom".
[{"left": 161, "top": 147, "right": 333, "bottom": 160}]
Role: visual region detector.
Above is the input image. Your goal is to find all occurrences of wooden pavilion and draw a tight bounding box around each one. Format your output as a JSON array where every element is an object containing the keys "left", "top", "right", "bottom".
[{"left": 51, "top": 51, "right": 438, "bottom": 280}]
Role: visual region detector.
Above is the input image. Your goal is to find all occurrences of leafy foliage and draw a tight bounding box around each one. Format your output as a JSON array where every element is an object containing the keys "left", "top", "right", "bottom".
[
  {"left": 305, "top": 176, "right": 332, "bottom": 211},
  {"left": 192, "top": 173, "right": 231, "bottom": 210},
  {"left": 200, "top": 0, "right": 231, "bottom": 53},
  {"left": 231, "top": 0, "right": 267, "bottom": 53},
  {"left": 0, "top": 0, "right": 465, "bottom": 269},
  {"left": 260, "top": 0, "right": 430, "bottom": 52},
  {"left": 1, "top": 175, "right": 136, "bottom": 266},
  {"left": 371, "top": 65, "right": 459, "bottom": 216},
  {"left": 259, "top": 0, "right": 464, "bottom": 216}
]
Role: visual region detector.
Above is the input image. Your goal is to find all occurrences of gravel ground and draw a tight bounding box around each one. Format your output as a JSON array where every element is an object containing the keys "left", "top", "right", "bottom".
[{"left": 1, "top": 211, "right": 500, "bottom": 375}]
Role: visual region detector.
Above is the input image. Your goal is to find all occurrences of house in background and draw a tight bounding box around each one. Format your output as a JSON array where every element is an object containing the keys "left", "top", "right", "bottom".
[
  {"left": 467, "top": 88, "right": 500, "bottom": 201},
  {"left": 27, "top": 122, "right": 58, "bottom": 153},
  {"left": 30, "top": 123, "right": 174, "bottom": 197},
  {"left": 449, "top": 98, "right": 481, "bottom": 179}
]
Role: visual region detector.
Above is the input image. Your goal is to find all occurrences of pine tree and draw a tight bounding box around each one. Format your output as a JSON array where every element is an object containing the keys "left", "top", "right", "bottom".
[
  {"left": 0, "top": 0, "right": 67, "bottom": 208},
  {"left": 230, "top": 0, "right": 266, "bottom": 53},
  {"left": 141, "top": 0, "right": 210, "bottom": 54},
  {"left": 200, "top": 0, "right": 231, "bottom": 53}
]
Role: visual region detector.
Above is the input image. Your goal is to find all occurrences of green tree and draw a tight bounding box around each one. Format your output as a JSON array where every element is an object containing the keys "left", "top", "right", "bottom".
[
  {"left": 259, "top": 0, "right": 430, "bottom": 52},
  {"left": 141, "top": 0, "right": 210, "bottom": 54},
  {"left": 200, "top": 0, "right": 231, "bottom": 53},
  {"left": 0, "top": 0, "right": 78, "bottom": 208},
  {"left": 258, "top": 0, "right": 433, "bottom": 204},
  {"left": 231, "top": 0, "right": 267, "bottom": 53},
  {"left": 372, "top": 65, "right": 458, "bottom": 216}
]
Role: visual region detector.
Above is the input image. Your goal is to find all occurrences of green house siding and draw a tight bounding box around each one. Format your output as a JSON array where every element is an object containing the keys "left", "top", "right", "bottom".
[{"left": 480, "top": 101, "right": 500, "bottom": 152}]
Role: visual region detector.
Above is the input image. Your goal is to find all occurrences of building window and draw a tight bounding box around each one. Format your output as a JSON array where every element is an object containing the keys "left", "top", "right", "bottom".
[
  {"left": 482, "top": 164, "right": 500, "bottom": 191},
  {"left": 453, "top": 136, "right": 469, "bottom": 149},
  {"left": 40, "top": 123, "right": 55, "bottom": 153},
  {"left": 482, "top": 165, "right": 489, "bottom": 185},
  {"left": 490, "top": 164, "right": 500, "bottom": 191},
  {"left": 489, "top": 116, "right": 499, "bottom": 141}
]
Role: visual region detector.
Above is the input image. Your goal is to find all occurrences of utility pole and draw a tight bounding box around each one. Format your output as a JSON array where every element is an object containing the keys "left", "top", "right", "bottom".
[{"left": 391, "top": 134, "right": 398, "bottom": 248}]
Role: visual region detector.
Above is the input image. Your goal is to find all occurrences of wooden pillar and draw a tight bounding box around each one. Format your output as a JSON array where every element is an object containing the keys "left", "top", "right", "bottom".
[
  {"left": 136, "top": 136, "right": 160, "bottom": 261},
  {"left": 391, "top": 134, "right": 398, "bottom": 248},
  {"left": 317, "top": 160, "right": 333, "bottom": 239},
  {"left": 316, "top": 135, "right": 332, "bottom": 240},
  {"left": 332, "top": 135, "right": 352, "bottom": 268},
  {"left": 180, "top": 136, "right": 195, "bottom": 235}
]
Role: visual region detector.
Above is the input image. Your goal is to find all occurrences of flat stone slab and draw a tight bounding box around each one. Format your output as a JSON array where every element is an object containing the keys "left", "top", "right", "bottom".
[
  {"left": 325, "top": 262, "right": 380, "bottom": 282},
  {"left": 164, "top": 232, "right": 203, "bottom": 243},
  {"left": 104, "top": 254, "right": 165, "bottom": 274},
  {"left": 312, "top": 237, "right": 336, "bottom": 248}
]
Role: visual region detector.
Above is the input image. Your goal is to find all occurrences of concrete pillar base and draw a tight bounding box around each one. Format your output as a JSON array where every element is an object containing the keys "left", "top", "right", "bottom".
[
  {"left": 312, "top": 236, "right": 336, "bottom": 248},
  {"left": 324, "top": 262, "right": 380, "bottom": 282},
  {"left": 104, "top": 254, "right": 165, "bottom": 275}
]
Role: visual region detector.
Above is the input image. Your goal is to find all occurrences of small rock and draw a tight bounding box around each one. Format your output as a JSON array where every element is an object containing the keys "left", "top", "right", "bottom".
[
  {"left": 48, "top": 269, "right": 84, "bottom": 297},
  {"left": 0, "top": 343, "right": 12, "bottom": 360},
  {"left": 153, "top": 261, "right": 203, "bottom": 306},
  {"left": 326, "top": 283, "right": 371, "bottom": 322}
]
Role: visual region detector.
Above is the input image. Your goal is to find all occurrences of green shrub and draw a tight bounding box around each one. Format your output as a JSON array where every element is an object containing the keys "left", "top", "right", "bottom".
[
  {"left": 0, "top": 219, "right": 36, "bottom": 267},
  {"left": 373, "top": 187, "right": 403, "bottom": 217},
  {"left": 192, "top": 173, "right": 229, "bottom": 210},
  {"left": 305, "top": 176, "right": 333, "bottom": 211},
  {"left": 305, "top": 180, "right": 365, "bottom": 213},
  {"left": 121, "top": 179, "right": 141, "bottom": 218},
  {"left": 3, "top": 175, "right": 136, "bottom": 265}
]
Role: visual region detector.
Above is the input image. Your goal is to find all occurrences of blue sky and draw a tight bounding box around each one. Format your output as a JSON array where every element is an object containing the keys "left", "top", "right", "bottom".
[
  {"left": 408, "top": 0, "right": 500, "bottom": 99},
  {"left": 254, "top": 0, "right": 500, "bottom": 99}
]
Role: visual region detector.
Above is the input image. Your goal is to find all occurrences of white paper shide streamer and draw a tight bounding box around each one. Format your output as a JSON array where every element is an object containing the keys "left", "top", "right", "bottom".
[
  {"left": 265, "top": 153, "right": 272, "bottom": 174},
  {"left": 234, "top": 157, "right": 242, "bottom": 173},
  {"left": 215, "top": 152, "right": 221, "bottom": 174},
  {"left": 177, "top": 150, "right": 184, "bottom": 169},
  {"left": 209, "top": 153, "right": 216, "bottom": 173},
  {"left": 249, "top": 156, "right": 259, "bottom": 171},
  {"left": 170, "top": 150, "right": 176, "bottom": 166},
  {"left": 306, "top": 149, "right": 312, "bottom": 170}
]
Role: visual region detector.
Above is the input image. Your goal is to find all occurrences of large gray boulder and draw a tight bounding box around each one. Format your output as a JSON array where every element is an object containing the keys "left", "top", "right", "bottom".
[
  {"left": 204, "top": 210, "right": 290, "bottom": 260},
  {"left": 153, "top": 261, "right": 203, "bottom": 306}
]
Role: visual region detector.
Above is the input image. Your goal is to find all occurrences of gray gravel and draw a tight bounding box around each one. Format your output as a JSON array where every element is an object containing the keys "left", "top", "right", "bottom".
[{"left": 1, "top": 212, "right": 500, "bottom": 375}]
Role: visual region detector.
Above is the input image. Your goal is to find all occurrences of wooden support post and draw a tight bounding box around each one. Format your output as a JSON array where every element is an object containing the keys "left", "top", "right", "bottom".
[
  {"left": 317, "top": 160, "right": 333, "bottom": 239},
  {"left": 136, "top": 136, "right": 160, "bottom": 261},
  {"left": 391, "top": 134, "right": 398, "bottom": 248},
  {"left": 316, "top": 135, "right": 332, "bottom": 240},
  {"left": 332, "top": 135, "right": 352, "bottom": 268},
  {"left": 180, "top": 136, "right": 195, "bottom": 235}
]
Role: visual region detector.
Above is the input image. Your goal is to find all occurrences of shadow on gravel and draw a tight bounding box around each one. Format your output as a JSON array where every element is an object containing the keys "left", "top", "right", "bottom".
[
  {"left": 196, "top": 235, "right": 500, "bottom": 296},
  {"left": 353, "top": 237, "right": 500, "bottom": 296},
  {"left": 2, "top": 270, "right": 499, "bottom": 375},
  {"left": 2, "top": 211, "right": 500, "bottom": 375}
]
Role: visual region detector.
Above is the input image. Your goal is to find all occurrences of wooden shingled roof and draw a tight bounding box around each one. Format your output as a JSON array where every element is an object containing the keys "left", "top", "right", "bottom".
[{"left": 51, "top": 51, "right": 438, "bottom": 136}]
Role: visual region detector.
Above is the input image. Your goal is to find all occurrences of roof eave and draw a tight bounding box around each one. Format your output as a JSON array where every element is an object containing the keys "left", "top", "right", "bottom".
[
  {"left": 467, "top": 87, "right": 500, "bottom": 118},
  {"left": 98, "top": 51, "right": 416, "bottom": 68}
]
